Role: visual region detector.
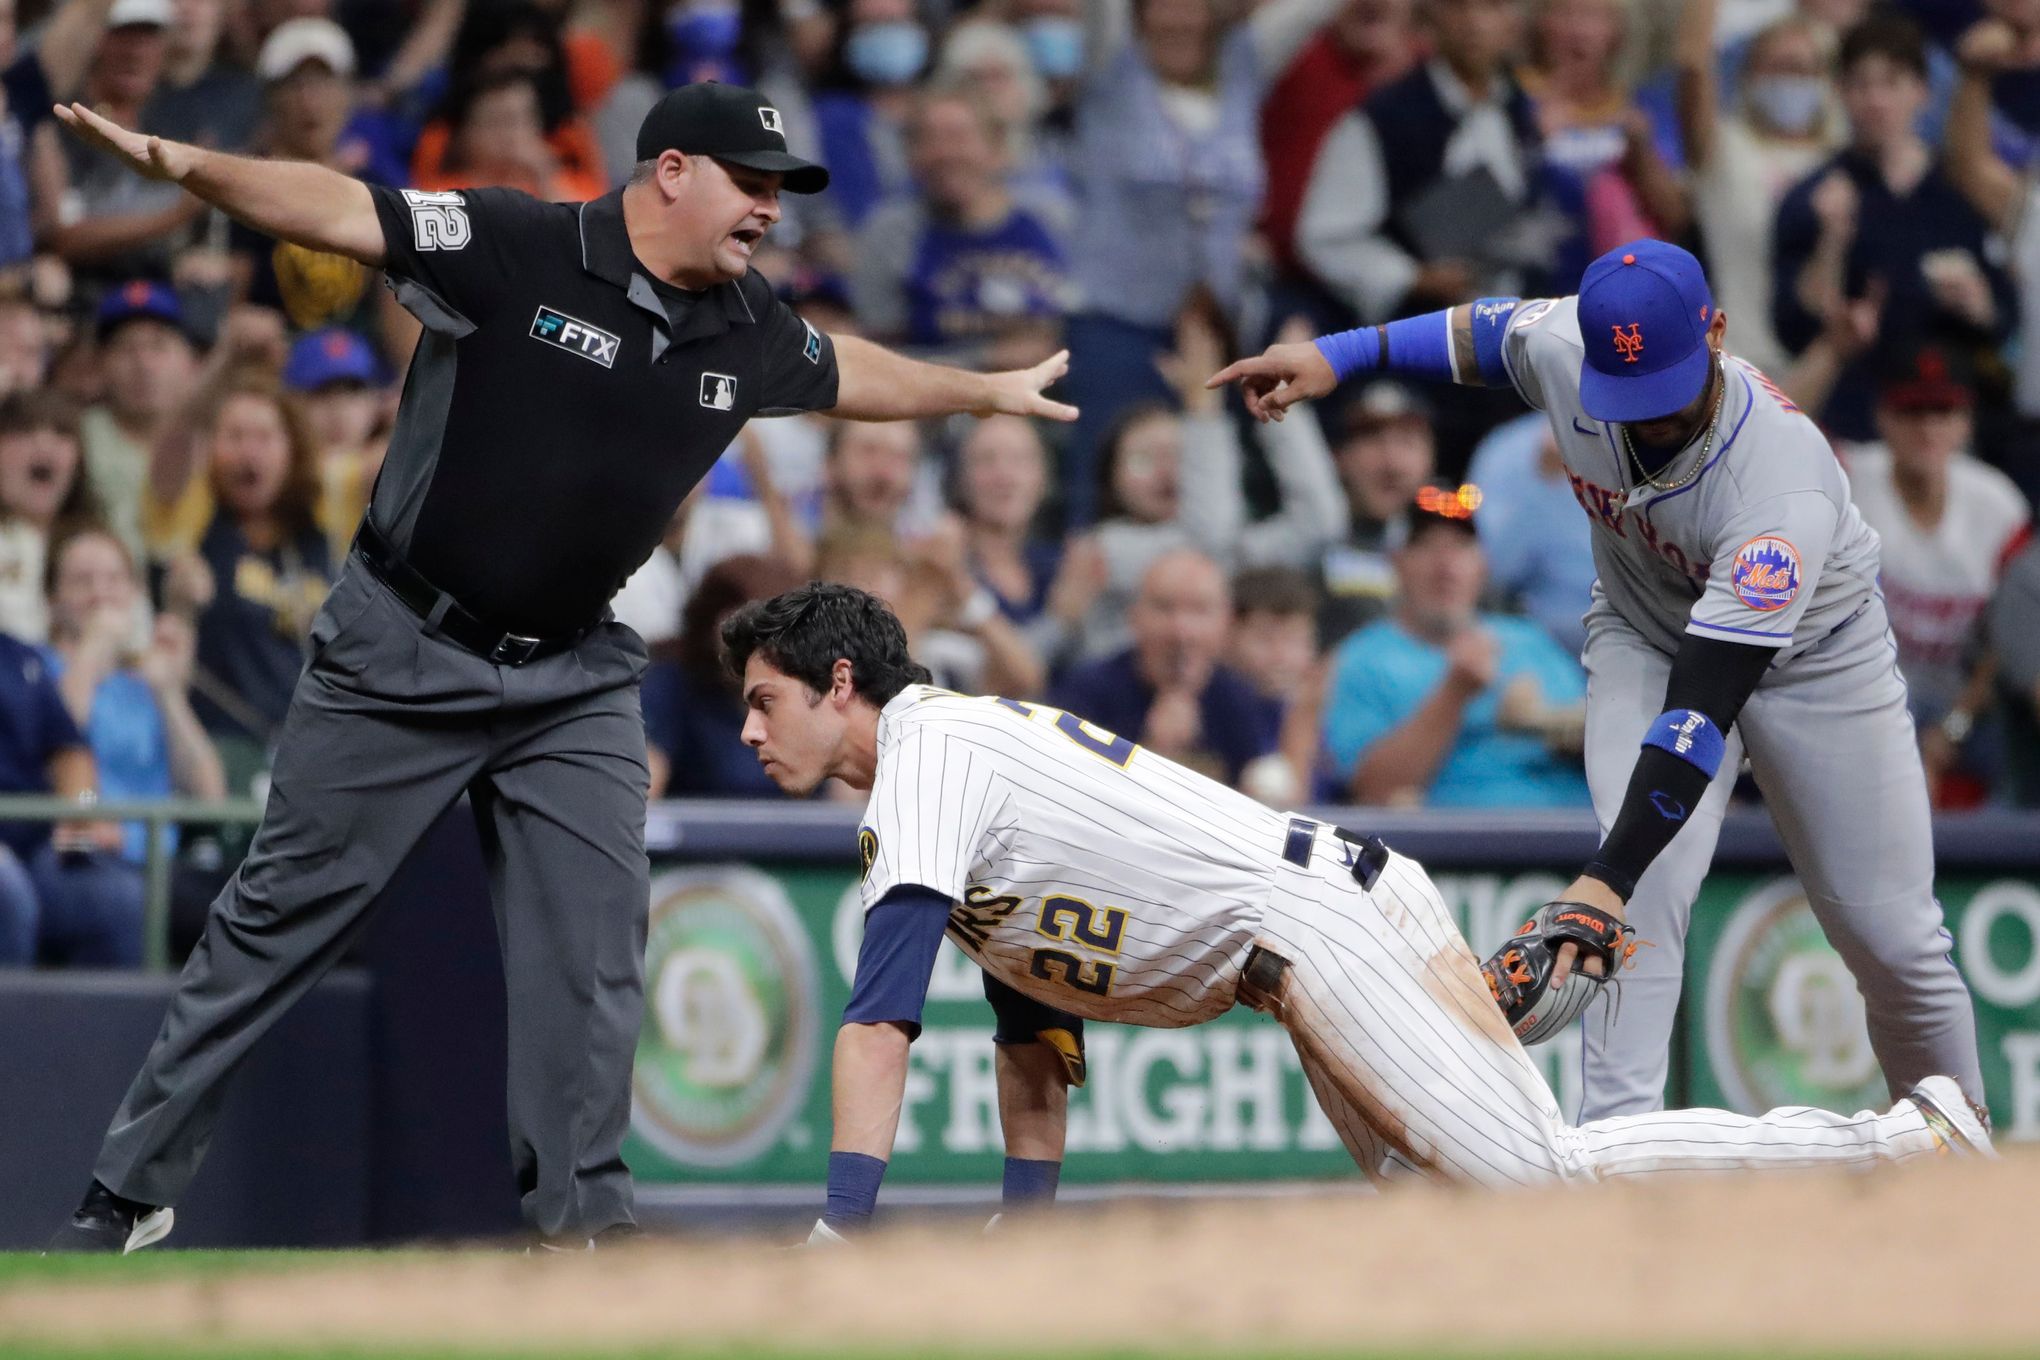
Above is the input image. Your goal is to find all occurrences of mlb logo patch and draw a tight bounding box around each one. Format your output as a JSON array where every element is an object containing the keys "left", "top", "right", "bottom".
[
  {"left": 700, "top": 372, "right": 738, "bottom": 411},
  {"left": 759, "top": 106, "right": 783, "bottom": 135},
  {"left": 1729, "top": 535, "right": 1800, "bottom": 611}
]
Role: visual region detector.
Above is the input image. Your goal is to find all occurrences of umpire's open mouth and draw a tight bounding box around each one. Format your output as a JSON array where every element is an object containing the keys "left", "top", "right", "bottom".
[{"left": 729, "top": 227, "right": 765, "bottom": 259}]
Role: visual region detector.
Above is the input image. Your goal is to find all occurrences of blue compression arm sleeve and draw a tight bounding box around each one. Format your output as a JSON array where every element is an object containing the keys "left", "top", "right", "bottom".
[
  {"left": 1313, "top": 299, "right": 1520, "bottom": 385},
  {"left": 842, "top": 885, "right": 952, "bottom": 1039}
]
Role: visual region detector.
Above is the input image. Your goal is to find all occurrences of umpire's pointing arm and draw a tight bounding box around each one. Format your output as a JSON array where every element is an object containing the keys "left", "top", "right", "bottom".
[
  {"left": 51, "top": 99, "right": 1080, "bottom": 427},
  {"left": 53, "top": 102, "right": 390, "bottom": 268}
]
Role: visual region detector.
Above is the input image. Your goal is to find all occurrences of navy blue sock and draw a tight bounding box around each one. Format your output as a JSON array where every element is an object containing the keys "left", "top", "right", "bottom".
[
  {"left": 823, "top": 1151, "right": 888, "bottom": 1230},
  {"left": 1002, "top": 1157, "right": 1061, "bottom": 1206}
]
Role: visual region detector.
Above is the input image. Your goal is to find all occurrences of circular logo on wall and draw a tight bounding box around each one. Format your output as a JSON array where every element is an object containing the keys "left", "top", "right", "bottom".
[
  {"left": 1703, "top": 878, "right": 1886, "bottom": 1114},
  {"left": 631, "top": 866, "right": 820, "bottom": 1168}
]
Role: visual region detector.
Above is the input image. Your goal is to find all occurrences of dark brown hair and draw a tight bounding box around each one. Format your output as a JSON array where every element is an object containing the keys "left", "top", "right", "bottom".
[
  {"left": 206, "top": 370, "right": 324, "bottom": 544},
  {"left": 0, "top": 389, "right": 103, "bottom": 528},
  {"left": 679, "top": 553, "right": 806, "bottom": 685}
]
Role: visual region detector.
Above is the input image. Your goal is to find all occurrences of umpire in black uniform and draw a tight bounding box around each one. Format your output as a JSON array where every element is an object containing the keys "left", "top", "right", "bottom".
[{"left": 47, "top": 82, "right": 1076, "bottom": 1251}]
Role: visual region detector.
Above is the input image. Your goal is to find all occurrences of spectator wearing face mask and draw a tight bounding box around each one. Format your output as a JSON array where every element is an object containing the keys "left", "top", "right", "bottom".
[
  {"left": 813, "top": 0, "right": 933, "bottom": 228},
  {"left": 1675, "top": 0, "right": 1842, "bottom": 379},
  {"left": 932, "top": 20, "right": 1075, "bottom": 223},
  {"left": 852, "top": 83, "right": 1073, "bottom": 369}
]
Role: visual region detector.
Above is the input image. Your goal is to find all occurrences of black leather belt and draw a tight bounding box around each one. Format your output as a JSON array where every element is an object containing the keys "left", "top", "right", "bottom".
[
  {"left": 1281, "top": 816, "right": 1388, "bottom": 892},
  {"left": 355, "top": 519, "right": 585, "bottom": 667}
]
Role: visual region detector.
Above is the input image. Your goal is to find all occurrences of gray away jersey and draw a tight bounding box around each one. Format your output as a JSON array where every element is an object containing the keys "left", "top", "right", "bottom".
[
  {"left": 857, "top": 686, "right": 1293, "bottom": 1027},
  {"left": 1493, "top": 297, "right": 1881, "bottom": 657}
]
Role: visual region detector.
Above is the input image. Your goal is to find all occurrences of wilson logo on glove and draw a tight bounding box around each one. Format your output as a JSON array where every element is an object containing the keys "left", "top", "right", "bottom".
[{"left": 1480, "top": 901, "right": 1638, "bottom": 1045}]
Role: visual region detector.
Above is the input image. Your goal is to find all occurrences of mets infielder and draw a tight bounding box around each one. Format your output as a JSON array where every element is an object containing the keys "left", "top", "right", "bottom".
[
  {"left": 721, "top": 583, "right": 1988, "bottom": 1235},
  {"left": 1209, "top": 238, "right": 1986, "bottom": 1122}
]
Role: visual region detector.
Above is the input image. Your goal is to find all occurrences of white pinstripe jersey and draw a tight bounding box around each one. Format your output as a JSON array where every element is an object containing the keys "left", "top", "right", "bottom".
[
  {"left": 857, "top": 685, "right": 1291, "bottom": 1026},
  {"left": 1486, "top": 297, "right": 1881, "bottom": 657}
]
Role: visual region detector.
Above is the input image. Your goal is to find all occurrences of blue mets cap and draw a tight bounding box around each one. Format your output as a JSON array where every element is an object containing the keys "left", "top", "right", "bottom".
[
  {"left": 95, "top": 279, "right": 186, "bottom": 341},
  {"left": 284, "top": 327, "right": 382, "bottom": 391},
  {"left": 1576, "top": 239, "right": 1717, "bottom": 424}
]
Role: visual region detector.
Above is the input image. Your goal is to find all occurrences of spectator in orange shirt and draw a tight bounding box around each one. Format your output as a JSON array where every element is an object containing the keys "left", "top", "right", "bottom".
[
  {"left": 410, "top": 1, "right": 607, "bottom": 198},
  {"left": 412, "top": 69, "right": 606, "bottom": 202}
]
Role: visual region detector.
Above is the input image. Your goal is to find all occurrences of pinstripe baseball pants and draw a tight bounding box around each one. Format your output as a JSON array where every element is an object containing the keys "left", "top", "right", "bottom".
[{"left": 1248, "top": 829, "right": 1944, "bottom": 1186}]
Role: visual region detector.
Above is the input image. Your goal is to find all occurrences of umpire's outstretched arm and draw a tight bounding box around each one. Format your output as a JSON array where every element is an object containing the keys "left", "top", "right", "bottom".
[{"left": 53, "top": 102, "right": 388, "bottom": 267}]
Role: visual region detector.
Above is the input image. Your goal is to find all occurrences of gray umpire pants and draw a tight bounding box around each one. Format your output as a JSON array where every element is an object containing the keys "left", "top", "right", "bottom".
[{"left": 93, "top": 557, "right": 652, "bottom": 1239}]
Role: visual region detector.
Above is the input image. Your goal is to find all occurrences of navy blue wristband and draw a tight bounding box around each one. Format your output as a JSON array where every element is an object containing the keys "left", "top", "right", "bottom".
[
  {"left": 1002, "top": 1157, "right": 1061, "bottom": 1206},
  {"left": 824, "top": 1150, "right": 888, "bottom": 1230}
]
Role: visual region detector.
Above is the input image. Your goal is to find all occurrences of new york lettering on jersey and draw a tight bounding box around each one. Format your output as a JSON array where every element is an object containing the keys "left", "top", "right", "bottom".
[
  {"left": 1498, "top": 297, "right": 1878, "bottom": 656},
  {"left": 856, "top": 687, "right": 1291, "bottom": 1028}
]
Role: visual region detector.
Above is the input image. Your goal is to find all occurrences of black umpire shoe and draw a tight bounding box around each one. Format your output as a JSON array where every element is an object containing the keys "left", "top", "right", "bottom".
[{"left": 44, "top": 1181, "right": 174, "bottom": 1254}]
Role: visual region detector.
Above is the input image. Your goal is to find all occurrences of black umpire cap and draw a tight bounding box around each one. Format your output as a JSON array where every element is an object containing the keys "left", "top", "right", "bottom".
[{"left": 636, "top": 81, "right": 830, "bottom": 194}]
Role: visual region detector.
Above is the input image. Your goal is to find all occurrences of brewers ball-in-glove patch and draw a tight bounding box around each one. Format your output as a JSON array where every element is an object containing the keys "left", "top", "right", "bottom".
[{"left": 1481, "top": 901, "right": 1637, "bottom": 1044}]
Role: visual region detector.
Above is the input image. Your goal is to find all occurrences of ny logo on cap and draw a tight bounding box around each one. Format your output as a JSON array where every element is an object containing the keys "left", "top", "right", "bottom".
[
  {"left": 1611, "top": 324, "right": 1644, "bottom": 364},
  {"left": 759, "top": 106, "right": 783, "bottom": 135}
]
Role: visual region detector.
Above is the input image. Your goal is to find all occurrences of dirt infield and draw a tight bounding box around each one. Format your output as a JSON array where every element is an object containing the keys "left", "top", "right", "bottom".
[{"left": 2, "top": 1154, "right": 2036, "bottom": 1357}]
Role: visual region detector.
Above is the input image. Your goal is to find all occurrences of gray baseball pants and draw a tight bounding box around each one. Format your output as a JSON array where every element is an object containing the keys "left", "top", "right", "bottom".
[
  {"left": 92, "top": 558, "right": 652, "bottom": 1239},
  {"left": 1578, "top": 598, "right": 1983, "bottom": 1120}
]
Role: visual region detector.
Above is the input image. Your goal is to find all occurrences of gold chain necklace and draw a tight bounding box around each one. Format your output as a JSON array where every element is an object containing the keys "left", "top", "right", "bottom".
[{"left": 1621, "top": 359, "right": 1726, "bottom": 494}]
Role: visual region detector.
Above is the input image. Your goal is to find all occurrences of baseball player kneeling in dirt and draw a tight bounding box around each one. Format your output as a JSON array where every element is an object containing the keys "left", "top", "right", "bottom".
[{"left": 720, "top": 583, "right": 1992, "bottom": 1240}]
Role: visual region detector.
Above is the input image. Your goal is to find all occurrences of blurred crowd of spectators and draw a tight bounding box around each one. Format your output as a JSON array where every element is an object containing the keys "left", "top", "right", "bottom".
[{"left": 1, "top": 0, "right": 2037, "bottom": 967}]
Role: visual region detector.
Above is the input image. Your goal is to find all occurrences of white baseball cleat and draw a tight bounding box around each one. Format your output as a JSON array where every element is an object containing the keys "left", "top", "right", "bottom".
[
  {"left": 806, "top": 1218, "right": 849, "bottom": 1246},
  {"left": 1908, "top": 1076, "right": 1997, "bottom": 1159}
]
